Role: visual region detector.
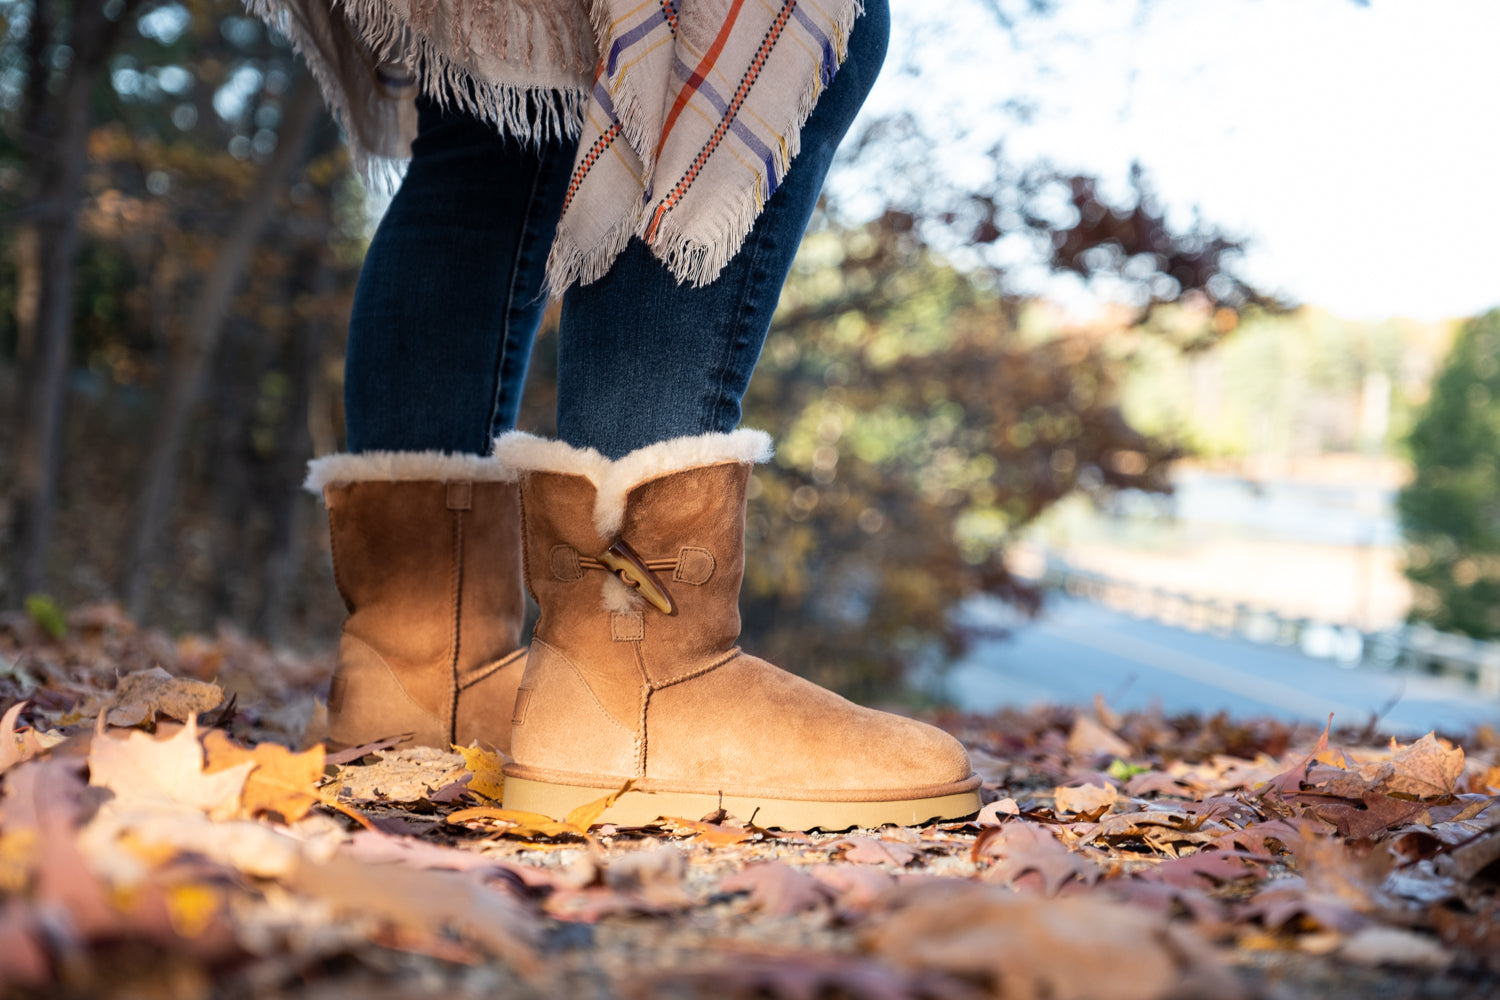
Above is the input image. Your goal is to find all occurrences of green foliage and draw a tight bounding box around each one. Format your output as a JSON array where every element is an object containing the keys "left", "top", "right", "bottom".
[
  {"left": 23, "top": 593, "right": 65, "bottom": 639},
  {"left": 1398, "top": 309, "right": 1500, "bottom": 638},
  {"left": 740, "top": 218, "right": 1191, "bottom": 701}
]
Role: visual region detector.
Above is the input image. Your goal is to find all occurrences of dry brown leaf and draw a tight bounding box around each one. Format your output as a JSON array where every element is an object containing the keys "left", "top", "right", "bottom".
[
  {"left": 1054, "top": 782, "right": 1118, "bottom": 816},
  {"left": 449, "top": 780, "right": 636, "bottom": 838},
  {"left": 291, "top": 852, "right": 539, "bottom": 975},
  {"left": 866, "top": 881, "right": 1243, "bottom": 1000},
  {"left": 722, "top": 862, "right": 834, "bottom": 918},
  {"left": 87, "top": 715, "right": 251, "bottom": 820},
  {"left": 634, "top": 952, "right": 982, "bottom": 1000},
  {"left": 452, "top": 743, "right": 506, "bottom": 802},
  {"left": 829, "top": 837, "right": 919, "bottom": 867},
  {"left": 972, "top": 821, "right": 1103, "bottom": 895},
  {"left": 201, "top": 730, "right": 325, "bottom": 823},
  {"left": 1066, "top": 716, "right": 1133, "bottom": 760},
  {"left": 103, "top": 667, "right": 223, "bottom": 728},
  {"left": 662, "top": 817, "right": 753, "bottom": 846},
  {"left": 336, "top": 746, "right": 466, "bottom": 802},
  {"left": 1380, "top": 733, "right": 1465, "bottom": 799}
]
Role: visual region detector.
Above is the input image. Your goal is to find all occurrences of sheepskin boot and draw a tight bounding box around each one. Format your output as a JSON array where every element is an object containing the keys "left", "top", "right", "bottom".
[
  {"left": 492, "top": 430, "right": 981, "bottom": 829},
  {"left": 305, "top": 452, "right": 529, "bottom": 752}
]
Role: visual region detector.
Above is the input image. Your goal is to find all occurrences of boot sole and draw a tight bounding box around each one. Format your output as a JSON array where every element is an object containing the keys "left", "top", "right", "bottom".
[{"left": 502, "top": 775, "right": 981, "bottom": 830}]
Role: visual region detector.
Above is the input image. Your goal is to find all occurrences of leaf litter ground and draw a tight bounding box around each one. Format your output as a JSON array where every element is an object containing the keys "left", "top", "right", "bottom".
[{"left": 2, "top": 603, "right": 1499, "bottom": 999}]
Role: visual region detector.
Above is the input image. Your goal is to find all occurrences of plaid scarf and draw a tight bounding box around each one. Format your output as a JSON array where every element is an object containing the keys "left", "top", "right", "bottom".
[{"left": 247, "top": 0, "right": 862, "bottom": 290}]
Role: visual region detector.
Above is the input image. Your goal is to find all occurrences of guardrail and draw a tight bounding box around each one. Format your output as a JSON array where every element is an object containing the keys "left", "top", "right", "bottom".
[{"left": 1040, "top": 561, "right": 1500, "bottom": 698}]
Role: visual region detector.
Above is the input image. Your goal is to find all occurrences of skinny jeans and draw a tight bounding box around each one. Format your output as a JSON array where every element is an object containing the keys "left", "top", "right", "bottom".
[{"left": 344, "top": 0, "right": 889, "bottom": 459}]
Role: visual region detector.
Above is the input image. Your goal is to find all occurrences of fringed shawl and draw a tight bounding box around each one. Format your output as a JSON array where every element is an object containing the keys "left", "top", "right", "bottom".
[{"left": 248, "top": 0, "right": 862, "bottom": 293}]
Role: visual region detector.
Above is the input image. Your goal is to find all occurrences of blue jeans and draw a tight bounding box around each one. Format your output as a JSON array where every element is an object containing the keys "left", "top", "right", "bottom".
[{"left": 345, "top": 0, "right": 888, "bottom": 460}]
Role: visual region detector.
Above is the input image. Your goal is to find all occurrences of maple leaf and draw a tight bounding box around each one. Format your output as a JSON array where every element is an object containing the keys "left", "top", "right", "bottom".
[
  {"left": 451, "top": 743, "right": 506, "bottom": 802},
  {"left": 972, "top": 821, "right": 1103, "bottom": 895},
  {"left": 1379, "top": 733, "right": 1465, "bottom": 799},
  {"left": 201, "top": 730, "right": 326, "bottom": 823},
  {"left": 87, "top": 715, "right": 251, "bottom": 820}
]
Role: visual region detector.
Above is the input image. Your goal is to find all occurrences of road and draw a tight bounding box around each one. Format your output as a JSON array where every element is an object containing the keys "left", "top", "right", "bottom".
[{"left": 944, "top": 597, "right": 1500, "bottom": 735}]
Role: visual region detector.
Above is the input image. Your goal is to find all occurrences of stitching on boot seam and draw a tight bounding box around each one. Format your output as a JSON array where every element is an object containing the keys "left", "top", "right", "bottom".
[
  {"left": 634, "top": 643, "right": 652, "bottom": 779},
  {"left": 341, "top": 633, "right": 443, "bottom": 726},
  {"left": 325, "top": 492, "right": 354, "bottom": 614},
  {"left": 458, "top": 646, "right": 527, "bottom": 691},
  {"left": 650, "top": 647, "right": 742, "bottom": 691},
  {"left": 530, "top": 638, "right": 635, "bottom": 736},
  {"left": 446, "top": 508, "right": 464, "bottom": 744}
]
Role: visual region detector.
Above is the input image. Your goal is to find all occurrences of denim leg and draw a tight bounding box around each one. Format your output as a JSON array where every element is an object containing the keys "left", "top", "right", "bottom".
[
  {"left": 556, "top": 0, "right": 890, "bottom": 459},
  {"left": 345, "top": 98, "right": 579, "bottom": 455}
]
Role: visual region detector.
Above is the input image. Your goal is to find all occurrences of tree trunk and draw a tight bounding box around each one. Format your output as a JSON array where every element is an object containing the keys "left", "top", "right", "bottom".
[
  {"left": 8, "top": 0, "right": 153, "bottom": 602},
  {"left": 121, "top": 72, "right": 323, "bottom": 620},
  {"left": 257, "top": 252, "right": 335, "bottom": 644}
]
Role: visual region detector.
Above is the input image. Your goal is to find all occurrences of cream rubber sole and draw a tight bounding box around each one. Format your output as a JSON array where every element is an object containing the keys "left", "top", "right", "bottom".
[{"left": 502, "top": 775, "right": 981, "bottom": 830}]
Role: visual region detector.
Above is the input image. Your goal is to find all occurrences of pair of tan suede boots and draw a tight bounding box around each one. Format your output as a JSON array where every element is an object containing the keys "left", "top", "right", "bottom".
[{"left": 307, "top": 429, "right": 980, "bottom": 829}]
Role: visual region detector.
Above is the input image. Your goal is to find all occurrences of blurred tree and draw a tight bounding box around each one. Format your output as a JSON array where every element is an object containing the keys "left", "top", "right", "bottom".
[
  {"left": 1398, "top": 309, "right": 1500, "bottom": 639},
  {"left": 1, "top": 0, "right": 359, "bottom": 637}
]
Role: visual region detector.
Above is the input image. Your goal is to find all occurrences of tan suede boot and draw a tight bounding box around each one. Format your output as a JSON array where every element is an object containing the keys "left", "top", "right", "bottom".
[
  {"left": 492, "top": 430, "right": 981, "bottom": 829},
  {"left": 306, "top": 452, "right": 528, "bottom": 752}
]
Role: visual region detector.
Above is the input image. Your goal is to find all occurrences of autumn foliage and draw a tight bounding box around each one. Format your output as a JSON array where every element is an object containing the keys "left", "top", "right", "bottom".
[{"left": 2, "top": 606, "right": 1499, "bottom": 998}]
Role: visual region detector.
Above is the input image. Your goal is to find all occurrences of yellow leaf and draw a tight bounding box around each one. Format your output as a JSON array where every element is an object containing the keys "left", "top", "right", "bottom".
[
  {"left": 451, "top": 744, "right": 506, "bottom": 802},
  {"left": 446, "top": 781, "right": 635, "bottom": 838},
  {"left": 203, "top": 730, "right": 326, "bottom": 823},
  {"left": 165, "top": 883, "right": 220, "bottom": 937},
  {"left": 564, "top": 780, "right": 636, "bottom": 830}
]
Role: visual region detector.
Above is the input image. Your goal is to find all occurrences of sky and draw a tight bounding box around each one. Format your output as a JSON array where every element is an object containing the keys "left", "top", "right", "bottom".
[{"left": 865, "top": 0, "right": 1500, "bottom": 321}]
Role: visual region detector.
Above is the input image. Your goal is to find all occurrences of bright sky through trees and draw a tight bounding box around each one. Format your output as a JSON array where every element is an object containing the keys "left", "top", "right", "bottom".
[{"left": 874, "top": 0, "right": 1500, "bottom": 321}]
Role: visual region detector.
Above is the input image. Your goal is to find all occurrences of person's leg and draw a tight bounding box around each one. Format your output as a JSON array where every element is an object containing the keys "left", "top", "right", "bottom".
[
  {"left": 555, "top": 0, "right": 890, "bottom": 458},
  {"left": 346, "top": 97, "right": 578, "bottom": 454},
  {"left": 316, "top": 99, "right": 577, "bottom": 753}
]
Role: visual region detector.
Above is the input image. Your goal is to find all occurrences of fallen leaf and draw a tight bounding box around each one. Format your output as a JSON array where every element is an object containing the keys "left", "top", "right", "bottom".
[
  {"left": 662, "top": 816, "right": 753, "bottom": 846},
  {"left": 1054, "top": 782, "right": 1118, "bottom": 816},
  {"left": 336, "top": 746, "right": 466, "bottom": 802},
  {"left": 634, "top": 952, "right": 981, "bottom": 1000},
  {"left": 87, "top": 715, "right": 251, "bottom": 820},
  {"left": 202, "top": 730, "right": 326, "bottom": 823},
  {"left": 1338, "top": 926, "right": 1452, "bottom": 968},
  {"left": 722, "top": 862, "right": 834, "bottom": 918},
  {"left": 452, "top": 743, "right": 506, "bottom": 802},
  {"left": 975, "top": 798, "right": 1020, "bottom": 825},
  {"left": 448, "top": 781, "right": 636, "bottom": 839},
  {"left": 291, "top": 852, "right": 538, "bottom": 975},
  {"left": 1379, "top": 733, "right": 1465, "bottom": 799},
  {"left": 1066, "top": 716, "right": 1134, "bottom": 760},
  {"left": 830, "top": 837, "right": 919, "bottom": 867},
  {"left": 972, "top": 822, "right": 1103, "bottom": 895},
  {"left": 103, "top": 667, "right": 224, "bottom": 728},
  {"left": 866, "top": 880, "right": 1243, "bottom": 1000},
  {"left": 1, "top": 702, "right": 46, "bottom": 775}
]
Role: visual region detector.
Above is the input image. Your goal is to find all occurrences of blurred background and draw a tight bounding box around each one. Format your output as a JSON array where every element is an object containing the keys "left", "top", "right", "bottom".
[{"left": 2, "top": 0, "right": 1498, "bottom": 732}]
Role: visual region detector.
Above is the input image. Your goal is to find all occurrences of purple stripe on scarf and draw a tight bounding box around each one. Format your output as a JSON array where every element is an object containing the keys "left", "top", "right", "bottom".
[
  {"left": 671, "top": 55, "right": 778, "bottom": 193},
  {"left": 607, "top": 9, "right": 670, "bottom": 74},
  {"left": 790, "top": 4, "right": 837, "bottom": 83}
]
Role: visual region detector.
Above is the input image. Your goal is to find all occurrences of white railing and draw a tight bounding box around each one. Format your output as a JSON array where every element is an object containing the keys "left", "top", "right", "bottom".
[{"left": 1039, "top": 561, "right": 1500, "bottom": 698}]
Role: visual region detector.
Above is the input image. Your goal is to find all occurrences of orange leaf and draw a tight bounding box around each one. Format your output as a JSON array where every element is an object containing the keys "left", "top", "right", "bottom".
[{"left": 202, "top": 730, "right": 326, "bottom": 823}]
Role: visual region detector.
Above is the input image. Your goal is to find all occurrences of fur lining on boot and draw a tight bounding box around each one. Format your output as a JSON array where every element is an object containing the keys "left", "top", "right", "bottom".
[
  {"left": 492, "top": 430, "right": 773, "bottom": 537},
  {"left": 303, "top": 451, "right": 516, "bottom": 494}
]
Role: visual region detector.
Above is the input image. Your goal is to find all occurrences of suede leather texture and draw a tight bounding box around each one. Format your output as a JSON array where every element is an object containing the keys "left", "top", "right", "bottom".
[
  {"left": 325, "top": 478, "right": 527, "bottom": 752},
  {"left": 509, "top": 458, "right": 977, "bottom": 800}
]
